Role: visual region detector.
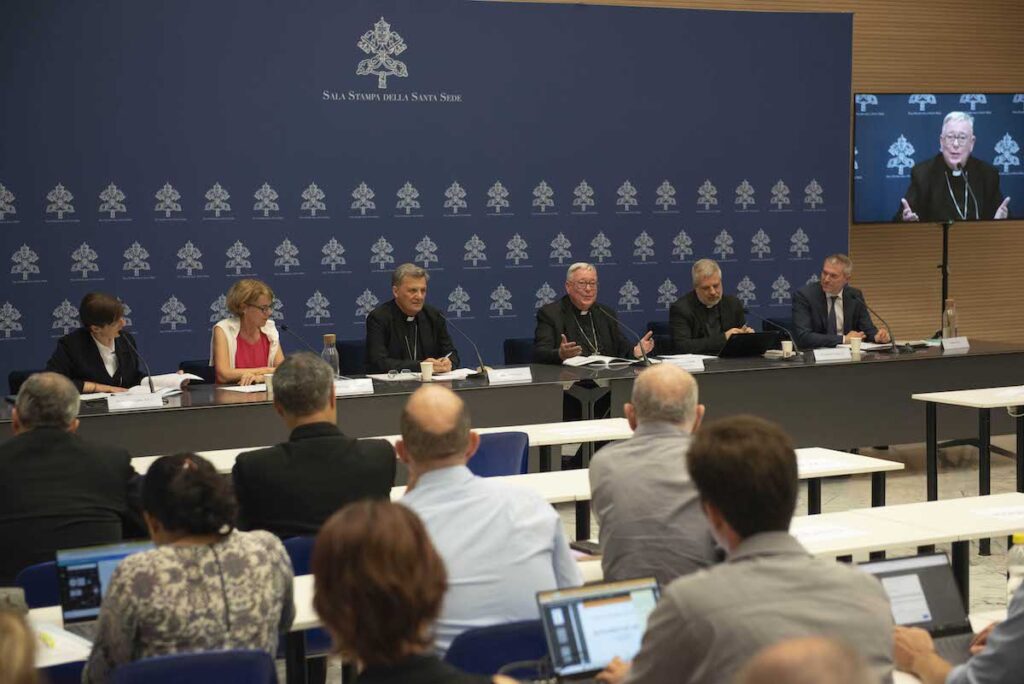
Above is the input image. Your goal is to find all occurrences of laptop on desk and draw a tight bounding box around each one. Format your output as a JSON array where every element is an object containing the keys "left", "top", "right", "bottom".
[
  {"left": 56, "top": 540, "right": 153, "bottom": 640},
  {"left": 717, "top": 331, "right": 781, "bottom": 358},
  {"left": 859, "top": 552, "right": 973, "bottom": 665},
  {"left": 537, "top": 577, "right": 660, "bottom": 682}
]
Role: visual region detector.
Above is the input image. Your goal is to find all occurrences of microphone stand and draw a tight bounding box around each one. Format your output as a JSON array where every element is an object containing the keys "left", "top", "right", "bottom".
[
  {"left": 279, "top": 323, "right": 351, "bottom": 380},
  {"left": 848, "top": 292, "right": 911, "bottom": 354},
  {"left": 120, "top": 332, "right": 156, "bottom": 394},
  {"left": 743, "top": 308, "right": 801, "bottom": 353},
  {"left": 593, "top": 305, "right": 652, "bottom": 366},
  {"left": 440, "top": 314, "right": 489, "bottom": 380}
]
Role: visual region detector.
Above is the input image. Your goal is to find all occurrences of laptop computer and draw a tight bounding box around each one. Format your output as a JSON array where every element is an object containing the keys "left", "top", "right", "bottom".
[
  {"left": 717, "top": 331, "right": 781, "bottom": 358},
  {"left": 859, "top": 552, "right": 973, "bottom": 665},
  {"left": 537, "top": 577, "right": 660, "bottom": 681},
  {"left": 56, "top": 540, "right": 154, "bottom": 640}
]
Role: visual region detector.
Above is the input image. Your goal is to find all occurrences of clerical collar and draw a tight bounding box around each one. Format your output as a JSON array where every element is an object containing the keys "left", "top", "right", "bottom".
[{"left": 405, "top": 316, "right": 415, "bottom": 322}]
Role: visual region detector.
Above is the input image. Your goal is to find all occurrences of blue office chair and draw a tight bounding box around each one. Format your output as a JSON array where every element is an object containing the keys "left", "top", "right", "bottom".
[
  {"left": 645, "top": 320, "right": 671, "bottom": 354},
  {"left": 15, "top": 560, "right": 58, "bottom": 609},
  {"left": 337, "top": 339, "right": 367, "bottom": 375},
  {"left": 468, "top": 432, "right": 529, "bottom": 477},
  {"left": 283, "top": 536, "right": 315, "bottom": 576},
  {"left": 178, "top": 359, "right": 216, "bottom": 384},
  {"left": 503, "top": 338, "right": 534, "bottom": 365},
  {"left": 282, "top": 536, "right": 331, "bottom": 682},
  {"left": 445, "top": 620, "right": 547, "bottom": 676},
  {"left": 111, "top": 650, "right": 276, "bottom": 684},
  {"left": 8, "top": 369, "right": 43, "bottom": 395}
]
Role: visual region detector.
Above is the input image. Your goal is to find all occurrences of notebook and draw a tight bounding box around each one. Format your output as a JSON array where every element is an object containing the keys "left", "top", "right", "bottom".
[
  {"left": 859, "top": 552, "right": 973, "bottom": 664},
  {"left": 537, "top": 577, "right": 660, "bottom": 680}
]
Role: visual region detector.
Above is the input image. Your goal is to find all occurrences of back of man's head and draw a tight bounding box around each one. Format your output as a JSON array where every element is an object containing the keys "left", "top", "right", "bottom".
[
  {"left": 272, "top": 352, "right": 334, "bottom": 418},
  {"left": 630, "top": 364, "right": 699, "bottom": 428},
  {"left": 399, "top": 385, "right": 471, "bottom": 463},
  {"left": 687, "top": 415, "right": 797, "bottom": 538},
  {"left": 734, "top": 637, "right": 877, "bottom": 684},
  {"left": 15, "top": 372, "right": 80, "bottom": 432}
]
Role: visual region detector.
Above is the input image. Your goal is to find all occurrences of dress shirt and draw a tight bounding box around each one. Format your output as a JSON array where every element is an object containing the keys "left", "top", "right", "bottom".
[
  {"left": 624, "top": 531, "right": 894, "bottom": 684},
  {"left": 946, "top": 582, "right": 1024, "bottom": 684},
  {"left": 93, "top": 337, "right": 118, "bottom": 379},
  {"left": 400, "top": 465, "right": 582, "bottom": 655},
  {"left": 589, "top": 422, "right": 718, "bottom": 585}
]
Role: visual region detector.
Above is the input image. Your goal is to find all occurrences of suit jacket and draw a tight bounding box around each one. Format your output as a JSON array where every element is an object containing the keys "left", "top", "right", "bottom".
[
  {"left": 232, "top": 422, "right": 396, "bottom": 538},
  {"left": 533, "top": 296, "right": 633, "bottom": 365},
  {"left": 792, "top": 283, "right": 879, "bottom": 349},
  {"left": 0, "top": 427, "right": 140, "bottom": 584},
  {"left": 365, "top": 300, "right": 460, "bottom": 373},
  {"left": 46, "top": 328, "right": 145, "bottom": 393},
  {"left": 668, "top": 291, "right": 746, "bottom": 355},
  {"left": 625, "top": 532, "right": 894, "bottom": 684},
  {"left": 895, "top": 154, "right": 1007, "bottom": 223}
]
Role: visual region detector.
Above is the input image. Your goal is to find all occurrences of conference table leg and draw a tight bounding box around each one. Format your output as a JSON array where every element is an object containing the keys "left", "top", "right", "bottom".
[
  {"left": 951, "top": 540, "right": 970, "bottom": 611},
  {"left": 807, "top": 479, "right": 822, "bottom": 515},
  {"left": 285, "top": 633, "right": 308, "bottom": 684},
  {"left": 871, "top": 472, "right": 886, "bottom": 507},
  {"left": 1016, "top": 407, "right": 1024, "bottom": 493},
  {"left": 539, "top": 445, "right": 553, "bottom": 472},
  {"left": 926, "top": 402, "right": 938, "bottom": 501},
  {"left": 979, "top": 409, "right": 991, "bottom": 556},
  {"left": 575, "top": 501, "right": 590, "bottom": 541}
]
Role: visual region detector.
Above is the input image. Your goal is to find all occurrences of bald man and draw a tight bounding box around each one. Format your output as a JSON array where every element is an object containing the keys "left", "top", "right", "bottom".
[
  {"left": 735, "top": 637, "right": 877, "bottom": 684},
  {"left": 396, "top": 385, "right": 582, "bottom": 656},
  {"left": 590, "top": 364, "right": 719, "bottom": 585}
]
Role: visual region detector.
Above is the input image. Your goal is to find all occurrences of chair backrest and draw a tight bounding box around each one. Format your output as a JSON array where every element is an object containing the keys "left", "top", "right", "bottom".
[
  {"left": 503, "top": 338, "right": 534, "bottom": 365},
  {"left": 468, "top": 432, "right": 528, "bottom": 477},
  {"left": 282, "top": 536, "right": 315, "bottom": 576},
  {"left": 337, "top": 339, "right": 366, "bottom": 375},
  {"left": 178, "top": 359, "right": 216, "bottom": 384},
  {"left": 8, "top": 369, "right": 43, "bottom": 395},
  {"left": 645, "top": 320, "right": 671, "bottom": 353},
  {"left": 445, "top": 620, "right": 547, "bottom": 675},
  {"left": 111, "top": 650, "right": 276, "bottom": 684},
  {"left": 15, "top": 560, "right": 58, "bottom": 609}
]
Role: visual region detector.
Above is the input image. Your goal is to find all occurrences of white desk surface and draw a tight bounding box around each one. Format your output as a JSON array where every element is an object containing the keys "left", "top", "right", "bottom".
[
  {"left": 859, "top": 492, "right": 1024, "bottom": 542},
  {"left": 911, "top": 386, "right": 1024, "bottom": 409},
  {"left": 790, "top": 510, "right": 952, "bottom": 557}
]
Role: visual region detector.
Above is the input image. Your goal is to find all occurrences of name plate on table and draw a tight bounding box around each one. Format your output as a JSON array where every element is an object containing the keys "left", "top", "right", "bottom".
[
  {"left": 941, "top": 336, "right": 970, "bottom": 352},
  {"left": 107, "top": 393, "right": 164, "bottom": 411},
  {"left": 813, "top": 348, "right": 852, "bottom": 363},
  {"left": 335, "top": 378, "right": 374, "bottom": 397},
  {"left": 488, "top": 367, "right": 533, "bottom": 385},
  {"left": 661, "top": 357, "right": 705, "bottom": 372}
]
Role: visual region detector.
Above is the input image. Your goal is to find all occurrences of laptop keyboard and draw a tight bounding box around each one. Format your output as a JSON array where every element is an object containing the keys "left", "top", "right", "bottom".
[{"left": 934, "top": 633, "right": 973, "bottom": 666}]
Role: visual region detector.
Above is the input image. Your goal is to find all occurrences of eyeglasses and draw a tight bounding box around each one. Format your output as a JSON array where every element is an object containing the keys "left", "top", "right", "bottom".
[
  {"left": 942, "top": 133, "right": 971, "bottom": 146},
  {"left": 570, "top": 280, "right": 598, "bottom": 291},
  {"left": 248, "top": 303, "right": 273, "bottom": 314}
]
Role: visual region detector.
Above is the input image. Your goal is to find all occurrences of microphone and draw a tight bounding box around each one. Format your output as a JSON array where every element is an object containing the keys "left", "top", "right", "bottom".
[
  {"left": 846, "top": 290, "right": 911, "bottom": 354},
  {"left": 439, "top": 314, "right": 489, "bottom": 379},
  {"left": 592, "top": 305, "right": 652, "bottom": 366},
  {"left": 743, "top": 308, "right": 800, "bottom": 353},
  {"left": 278, "top": 323, "right": 320, "bottom": 355},
  {"left": 120, "top": 331, "right": 156, "bottom": 394}
]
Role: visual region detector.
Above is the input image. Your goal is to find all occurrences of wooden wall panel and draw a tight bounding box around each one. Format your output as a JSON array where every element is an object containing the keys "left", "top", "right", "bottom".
[{"left": 531, "top": 0, "right": 1024, "bottom": 340}]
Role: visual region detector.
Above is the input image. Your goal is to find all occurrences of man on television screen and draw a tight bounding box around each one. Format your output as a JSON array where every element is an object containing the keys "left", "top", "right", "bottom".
[{"left": 896, "top": 111, "right": 1010, "bottom": 223}]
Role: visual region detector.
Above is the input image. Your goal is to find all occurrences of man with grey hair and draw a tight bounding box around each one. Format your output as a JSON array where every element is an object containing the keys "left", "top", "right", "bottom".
[
  {"left": 365, "top": 262, "right": 460, "bottom": 373},
  {"left": 669, "top": 258, "right": 752, "bottom": 354},
  {"left": 792, "top": 254, "right": 889, "bottom": 349},
  {"left": 589, "top": 364, "right": 718, "bottom": 585},
  {"left": 898, "top": 111, "right": 1010, "bottom": 222},
  {"left": 0, "top": 372, "right": 139, "bottom": 584},
  {"left": 398, "top": 384, "right": 582, "bottom": 655},
  {"left": 232, "top": 352, "right": 395, "bottom": 537}
]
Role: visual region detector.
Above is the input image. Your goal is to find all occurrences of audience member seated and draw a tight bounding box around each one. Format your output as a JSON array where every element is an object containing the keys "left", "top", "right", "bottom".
[
  {"left": 595, "top": 416, "right": 894, "bottom": 684},
  {"left": 396, "top": 385, "right": 582, "bottom": 656},
  {"left": 735, "top": 637, "right": 877, "bottom": 684},
  {"left": 894, "top": 580, "right": 1024, "bottom": 684},
  {"left": 210, "top": 278, "right": 284, "bottom": 386},
  {"left": 45, "top": 292, "right": 145, "bottom": 394},
  {"left": 83, "top": 454, "right": 294, "bottom": 683},
  {"left": 232, "top": 352, "right": 395, "bottom": 537},
  {"left": 312, "top": 500, "right": 516, "bottom": 684},
  {"left": 0, "top": 610, "right": 38, "bottom": 684},
  {"left": 0, "top": 373, "right": 140, "bottom": 585},
  {"left": 590, "top": 364, "right": 718, "bottom": 586}
]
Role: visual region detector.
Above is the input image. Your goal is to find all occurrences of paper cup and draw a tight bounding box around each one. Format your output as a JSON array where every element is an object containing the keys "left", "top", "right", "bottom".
[
  {"left": 781, "top": 340, "right": 794, "bottom": 354},
  {"left": 264, "top": 373, "right": 274, "bottom": 399},
  {"left": 420, "top": 361, "right": 433, "bottom": 382},
  {"left": 849, "top": 337, "right": 862, "bottom": 353}
]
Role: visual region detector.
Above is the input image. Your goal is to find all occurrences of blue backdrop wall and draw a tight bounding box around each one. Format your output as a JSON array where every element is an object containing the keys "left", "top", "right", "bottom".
[
  {"left": 853, "top": 93, "right": 1024, "bottom": 223},
  {"left": 0, "top": 1, "right": 852, "bottom": 383}
]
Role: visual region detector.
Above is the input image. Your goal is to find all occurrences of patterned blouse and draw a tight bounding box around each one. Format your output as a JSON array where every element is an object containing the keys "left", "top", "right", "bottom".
[{"left": 83, "top": 530, "right": 295, "bottom": 683}]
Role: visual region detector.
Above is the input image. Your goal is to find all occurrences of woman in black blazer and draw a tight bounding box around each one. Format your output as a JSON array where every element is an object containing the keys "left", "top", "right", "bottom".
[{"left": 45, "top": 292, "right": 144, "bottom": 393}]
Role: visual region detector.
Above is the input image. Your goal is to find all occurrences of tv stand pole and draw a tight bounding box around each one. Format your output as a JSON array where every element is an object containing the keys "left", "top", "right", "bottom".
[{"left": 936, "top": 220, "right": 953, "bottom": 337}]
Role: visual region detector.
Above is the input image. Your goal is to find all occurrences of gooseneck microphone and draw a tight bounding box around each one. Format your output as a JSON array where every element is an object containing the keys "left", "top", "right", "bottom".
[
  {"left": 593, "top": 305, "right": 652, "bottom": 367},
  {"left": 120, "top": 332, "right": 156, "bottom": 393},
  {"left": 439, "top": 314, "right": 489, "bottom": 380},
  {"left": 743, "top": 308, "right": 801, "bottom": 353},
  {"left": 846, "top": 291, "right": 910, "bottom": 354},
  {"left": 278, "top": 323, "right": 320, "bottom": 355}
]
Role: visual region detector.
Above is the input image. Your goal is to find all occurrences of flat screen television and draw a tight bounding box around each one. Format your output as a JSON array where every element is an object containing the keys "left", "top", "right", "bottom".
[{"left": 852, "top": 92, "right": 1023, "bottom": 224}]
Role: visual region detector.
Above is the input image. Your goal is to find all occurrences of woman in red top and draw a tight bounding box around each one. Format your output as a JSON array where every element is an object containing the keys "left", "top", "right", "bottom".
[{"left": 211, "top": 279, "right": 284, "bottom": 385}]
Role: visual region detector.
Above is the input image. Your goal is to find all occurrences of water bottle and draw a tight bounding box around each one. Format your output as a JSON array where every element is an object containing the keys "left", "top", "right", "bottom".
[
  {"left": 321, "top": 333, "right": 340, "bottom": 377},
  {"left": 941, "top": 298, "right": 958, "bottom": 338},
  {"left": 1008, "top": 534, "right": 1024, "bottom": 602}
]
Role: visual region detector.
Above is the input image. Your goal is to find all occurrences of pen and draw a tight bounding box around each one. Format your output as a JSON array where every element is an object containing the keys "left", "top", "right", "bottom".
[{"left": 443, "top": 352, "right": 453, "bottom": 360}]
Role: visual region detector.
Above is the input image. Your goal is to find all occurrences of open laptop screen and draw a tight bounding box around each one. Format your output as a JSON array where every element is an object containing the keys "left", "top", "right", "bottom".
[
  {"left": 56, "top": 540, "right": 154, "bottom": 622},
  {"left": 859, "top": 553, "right": 968, "bottom": 633},
  {"left": 537, "top": 577, "right": 659, "bottom": 677}
]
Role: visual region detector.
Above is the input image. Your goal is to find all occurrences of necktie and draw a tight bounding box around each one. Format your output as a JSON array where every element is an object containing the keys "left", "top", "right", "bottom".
[{"left": 826, "top": 296, "right": 838, "bottom": 336}]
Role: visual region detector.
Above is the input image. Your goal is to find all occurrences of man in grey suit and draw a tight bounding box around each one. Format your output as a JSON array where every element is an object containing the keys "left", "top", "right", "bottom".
[
  {"left": 589, "top": 363, "right": 718, "bottom": 585},
  {"left": 596, "top": 415, "right": 894, "bottom": 684}
]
